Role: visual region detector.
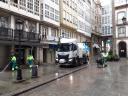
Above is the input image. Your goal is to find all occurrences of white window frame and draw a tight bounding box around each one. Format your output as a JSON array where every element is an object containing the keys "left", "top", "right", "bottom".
[
  {"left": 118, "top": 27, "right": 126, "bottom": 37},
  {"left": 63, "top": 10, "right": 66, "bottom": 20},
  {"left": 27, "top": 0, "right": 33, "bottom": 13}
]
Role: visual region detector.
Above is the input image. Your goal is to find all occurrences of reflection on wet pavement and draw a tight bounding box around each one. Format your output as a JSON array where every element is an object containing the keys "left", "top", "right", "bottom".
[{"left": 20, "top": 59, "right": 128, "bottom": 96}]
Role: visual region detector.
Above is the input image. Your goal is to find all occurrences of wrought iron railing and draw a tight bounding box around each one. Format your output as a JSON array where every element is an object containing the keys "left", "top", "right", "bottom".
[
  {"left": 0, "top": 27, "right": 13, "bottom": 40},
  {"left": 0, "top": 27, "right": 40, "bottom": 42},
  {"left": 14, "top": 30, "right": 28, "bottom": 41},
  {"left": 42, "top": 34, "right": 47, "bottom": 40},
  {"left": 14, "top": 30, "right": 40, "bottom": 41},
  {"left": 28, "top": 32, "right": 39, "bottom": 41}
]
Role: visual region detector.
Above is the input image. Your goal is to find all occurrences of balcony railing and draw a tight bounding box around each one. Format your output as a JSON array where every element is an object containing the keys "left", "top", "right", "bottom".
[
  {"left": 0, "top": 27, "right": 40, "bottom": 42},
  {"left": 14, "top": 30, "right": 40, "bottom": 42},
  {"left": 0, "top": 27, "right": 13, "bottom": 40},
  {"left": 14, "top": 30, "right": 28, "bottom": 41},
  {"left": 28, "top": 32, "right": 39, "bottom": 41}
]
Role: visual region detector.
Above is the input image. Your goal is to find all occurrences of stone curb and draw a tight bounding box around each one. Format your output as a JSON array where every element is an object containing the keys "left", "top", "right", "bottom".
[{"left": 3, "top": 64, "right": 89, "bottom": 96}]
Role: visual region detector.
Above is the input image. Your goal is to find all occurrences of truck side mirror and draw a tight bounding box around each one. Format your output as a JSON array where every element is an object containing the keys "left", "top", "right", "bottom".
[
  {"left": 72, "top": 44, "right": 77, "bottom": 51},
  {"left": 71, "top": 44, "right": 73, "bottom": 51}
]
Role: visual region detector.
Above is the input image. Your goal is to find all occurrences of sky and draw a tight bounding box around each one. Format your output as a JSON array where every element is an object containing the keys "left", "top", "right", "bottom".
[{"left": 101, "top": 0, "right": 112, "bottom": 5}]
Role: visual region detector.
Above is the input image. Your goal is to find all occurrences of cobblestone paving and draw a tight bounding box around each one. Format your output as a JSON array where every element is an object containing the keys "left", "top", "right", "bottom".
[{"left": 19, "top": 58, "right": 128, "bottom": 96}]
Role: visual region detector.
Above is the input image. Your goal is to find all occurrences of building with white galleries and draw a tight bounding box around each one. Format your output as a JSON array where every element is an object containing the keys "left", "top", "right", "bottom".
[
  {"left": 39, "top": 0, "right": 60, "bottom": 64},
  {"left": 0, "top": 0, "right": 102, "bottom": 68},
  {"left": 0, "top": 0, "right": 40, "bottom": 69},
  {"left": 77, "top": 0, "right": 92, "bottom": 41},
  {"left": 101, "top": 0, "right": 112, "bottom": 52},
  {"left": 91, "top": 0, "right": 102, "bottom": 59}
]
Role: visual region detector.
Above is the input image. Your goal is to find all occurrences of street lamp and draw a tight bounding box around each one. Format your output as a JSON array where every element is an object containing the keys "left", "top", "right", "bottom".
[
  {"left": 122, "top": 16, "right": 127, "bottom": 24},
  {"left": 122, "top": 0, "right": 128, "bottom": 24},
  {"left": 16, "top": 20, "right": 23, "bottom": 81}
]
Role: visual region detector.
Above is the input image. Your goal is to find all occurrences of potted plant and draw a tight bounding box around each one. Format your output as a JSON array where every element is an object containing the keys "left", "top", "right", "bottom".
[
  {"left": 113, "top": 54, "right": 120, "bottom": 61},
  {"left": 107, "top": 50, "right": 114, "bottom": 61}
]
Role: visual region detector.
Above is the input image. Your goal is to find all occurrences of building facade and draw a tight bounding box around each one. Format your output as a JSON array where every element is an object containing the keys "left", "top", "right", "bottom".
[
  {"left": 0, "top": 0, "right": 102, "bottom": 68},
  {"left": 60, "top": 0, "right": 77, "bottom": 40},
  {"left": 91, "top": 0, "right": 102, "bottom": 60},
  {"left": 114, "top": 0, "right": 128, "bottom": 57},
  {"left": 101, "top": 0, "right": 113, "bottom": 52},
  {"left": 76, "top": 0, "right": 92, "bottom": 42},
  {"left": 0, "top": 0, "right": 40, "bottom": 69},
  {"left": 39, "top": 0, "right": 60, "bottom": 64}
]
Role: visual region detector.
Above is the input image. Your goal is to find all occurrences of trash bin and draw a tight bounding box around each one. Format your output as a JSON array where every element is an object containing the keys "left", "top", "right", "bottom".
[{"left": 31, "top": 65, "right": 38, "bottom": 78}]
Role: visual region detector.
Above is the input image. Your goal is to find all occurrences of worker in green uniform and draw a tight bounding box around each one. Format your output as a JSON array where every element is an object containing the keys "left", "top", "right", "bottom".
[
  {"left": 11, "top": 55, "right": 18, "bottom": 71},
  {"left": 27, "top": 54, "right": 34, "bottom": 68}
]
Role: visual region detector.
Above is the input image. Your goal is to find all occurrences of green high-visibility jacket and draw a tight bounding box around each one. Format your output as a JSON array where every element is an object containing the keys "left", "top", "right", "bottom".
[
  {"left": 11, "top": 56, "right": 16, "bottom": 62},
  {"left": 27, "top": 55, "right": 34, "bottom": 61}
]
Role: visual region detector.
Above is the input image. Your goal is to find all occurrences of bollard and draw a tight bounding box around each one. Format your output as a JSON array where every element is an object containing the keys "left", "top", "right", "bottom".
[
  {"left": 31, "top": 65, "right": 38, "bottom": 78},
  {"left": 16, "top": 68, "right": 23, "bottom": 80}
]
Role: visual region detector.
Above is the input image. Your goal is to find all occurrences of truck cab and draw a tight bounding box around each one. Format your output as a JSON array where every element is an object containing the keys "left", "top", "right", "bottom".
[
  {"left": 56, "top": 38, "right": 78, "bottom": 67},
  {"left": 56, "top": 38, "right": 89, "bottom": 67}
]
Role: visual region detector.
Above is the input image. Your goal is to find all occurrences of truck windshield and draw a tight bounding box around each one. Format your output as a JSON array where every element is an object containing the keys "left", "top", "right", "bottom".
[{"left": 57, "top": 43, "right": 70, "bottom": 52}]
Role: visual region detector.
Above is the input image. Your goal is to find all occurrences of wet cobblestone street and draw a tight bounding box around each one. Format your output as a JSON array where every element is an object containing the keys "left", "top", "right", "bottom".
[{"left": 19, "top": 59, "right": 128, "bottom": 96}]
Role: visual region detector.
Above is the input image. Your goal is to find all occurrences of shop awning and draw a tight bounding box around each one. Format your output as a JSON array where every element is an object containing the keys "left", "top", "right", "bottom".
[{"left": 49, "top": 44, "right": 58, "bottom": 49}]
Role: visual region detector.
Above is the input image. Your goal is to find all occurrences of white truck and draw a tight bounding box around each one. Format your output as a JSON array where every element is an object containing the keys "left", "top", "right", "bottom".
[{"left": 56, "top": 38, "right": 89, "bottom": 67}]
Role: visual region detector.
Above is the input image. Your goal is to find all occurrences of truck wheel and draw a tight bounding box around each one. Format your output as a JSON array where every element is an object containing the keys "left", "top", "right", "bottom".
[
  {"left": 76, "top": 57, "right": 81, "bottom": 66},
  {"left": 72, "top": 57, "right": 78, "bottom": 67},
  {"left": 72, "top": 57, "right": 77, "bottom": 67},
  {"left": 80, "top": 59, "right": 83, "bottom": 65}
]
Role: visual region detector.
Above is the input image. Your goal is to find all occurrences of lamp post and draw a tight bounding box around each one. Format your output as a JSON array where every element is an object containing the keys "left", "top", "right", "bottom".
[
  {"left": 122, "top": 16, "right": 127, "bottom": 24},
  {"left": 16, "top": 20, "right": 23, "bottom": 81},
  {"left": 122, "top": 0, "right": 127, "bottom": 25}
]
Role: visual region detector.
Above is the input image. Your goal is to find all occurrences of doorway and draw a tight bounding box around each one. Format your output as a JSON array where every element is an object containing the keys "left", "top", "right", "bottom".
[
  {"left": 15, "top": 46, "right": 25, "bottom": 65},
  {"left": 118, "top": 41, "right": 127, "bottom": 57},
  {"left": 43, "top": 48, "right": 47, "bottom": 63}
]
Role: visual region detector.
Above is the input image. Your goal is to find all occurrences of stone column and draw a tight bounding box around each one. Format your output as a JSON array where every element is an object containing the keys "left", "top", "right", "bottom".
[
  {"left": 39, "top": 48, "right": 43, "bottom": 65},
  {"left": 36, "top": 22, "right": 39, "bottom": 33},
  {"left": 48, "top": 27, "right": 51, "bottom": 36},
  {"left": 24, "top": 20, "right": 29, "bottom": 32},
  {"left": 91, "top": 35, "right": 94, "bottom": 63},
  {"left": 104, "top": 40, "right": 107, "bottom": 52},
  {"left": 35, "top": 47, "right": 38, "bottom": 64},
  {"left": 10, "top": 15, "right": 15, "bottom": 53},
  {"left": 11, "top": 15, "right": 15, "bottom": 29},
  {"left": 112, "top": 0, "right": 116, "bottom": 55},
  {"left": 25, "top": 48, "right": 29, "bottom": 64}
]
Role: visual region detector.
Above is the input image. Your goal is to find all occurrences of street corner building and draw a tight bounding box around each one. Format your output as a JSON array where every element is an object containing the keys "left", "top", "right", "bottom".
[{"left": 114, "top": 0, "right": 128, "bottom": 58}]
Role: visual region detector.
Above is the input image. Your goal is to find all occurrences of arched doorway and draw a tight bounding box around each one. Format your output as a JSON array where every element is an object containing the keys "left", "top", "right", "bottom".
[{"left": 118, "top": 41, "right": 127, "bottom": 57}]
